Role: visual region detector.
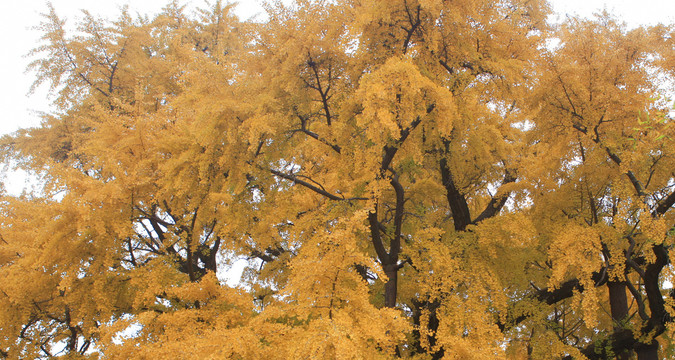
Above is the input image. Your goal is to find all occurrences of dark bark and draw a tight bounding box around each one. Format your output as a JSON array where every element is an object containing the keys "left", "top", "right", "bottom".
[
  {"left": 384, "top": 265, "right": 398, "bottom": 308},
  {"left": 608, "top": 281, "right": 629, "bottom": 328},
  {"left": 607, "top": 281, "right": 631, "bottom": 360},
  {"left": 636, "top": 340, "right": 659, "bottom": 360},
  {"left": 368, "top": 210, "right": 398, "bottom": 308},
  {"left": 401, "top": 4, "right": 421, "bottom": 54},
  {"left": 353, "top": 264, "right": 376, "bottom": 282},
  {"left": 270, "top": 169, "right": 368, "bottom": 201},
  {"left": 536, "top": 270, "right": 608, "bottom": 305},
  {"left": 368, "top": 211, "right": 389, "bottom": 264},
  {"left": 292, "top": 111, "right": 341, "bottom": 153},
  {"left": 198, "top": 237, "right": 221, "bottom": 273},
  {"left": 655, "top": 190, "right": 675, "bottom": 215},
  {"left": 305, "top": 53, "right": 333, "bottom": 126},
  {"left": 411, "top": 299, "right": 442, "bottom": 359},
  {"left": 499, "top": 270, "right": 610, "bottom": 334},
  {"left": 368, "top": 176, "right": 405, "bottom": 309},
  {"left": 473, "top": 168, "right": 517, "bottom": 224},
  {"left": 389, "top": 175, "right": 405, "bottom": 264},
  {"left": 573, "top": 328, "right": 636, "bottom": 360},
  {"left": 569, "top": 119, "right": 647, "bottom": 197},
  {"left": 642, "top": 245, "right": 669, "bottom": 335},
  {"left": 572, "top": 327, "right": 661, "bottom": 360},
  {"left": 369, "top": 109, "right": 432, "bottom": 308},
  {"left": 65, "top": 307, "right": 78, "bottom": 353},
  {"left": 439, "top": 157, "right": 472, "bottom": 231},
  {"left": 551, "top": 60, "right": 674, "bottom": 360},
  {"left": 563, "top": 245, "right": 669, "bottom": 359}
]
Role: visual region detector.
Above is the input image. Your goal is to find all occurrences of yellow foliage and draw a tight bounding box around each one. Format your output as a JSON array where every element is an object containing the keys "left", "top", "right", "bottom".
[{"left": 1, "top": 1, "right": 674, "bottom": 359}]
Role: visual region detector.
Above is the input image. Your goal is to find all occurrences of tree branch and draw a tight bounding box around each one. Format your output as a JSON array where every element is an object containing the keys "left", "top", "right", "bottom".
[
  {"left": 270, "top": 169, "right": 367, "bottom": 201},
  {"left": 655, "top": 189, "right": 675, "bottom": 215},
  {"left": 389, "top": 172, "right": 405, "bottom": 263},
  {"left": 439, "top": 156, "right": 472, "bottom": 231},
  {"left": 368, "top": 210, "right": 390, "bottom": 263},
  {"left": 473, "top": 168, "right": 517, "bottom": 223}
]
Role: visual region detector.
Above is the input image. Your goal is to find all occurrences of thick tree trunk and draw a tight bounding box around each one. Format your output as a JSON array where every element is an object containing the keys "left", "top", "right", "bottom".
[
  {"left": 607, "top": 281, "right": 631, "bottom": 360},
  {"left": 608, "top": 281, "right": 628, "bottom": 323},
  {"left": 384, "top": 266, "right": 398, "bottom": 308},
  {"left": 636, "top": 341, "right": 659, "bottom": 360}
]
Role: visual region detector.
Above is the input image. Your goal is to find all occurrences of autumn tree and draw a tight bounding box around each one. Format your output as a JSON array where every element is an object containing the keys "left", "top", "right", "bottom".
[
  {"left": 1, "top": 2, "right": 257, "bottom": 358},
  {"left": 1, "top": 1, "right": 674, "bottom": 359},
  {"left": 241, "top": 0, "right": 548, "bottom": 357},
  {"left": 520, "top": 16, "right": 675, "bottom": 359}
]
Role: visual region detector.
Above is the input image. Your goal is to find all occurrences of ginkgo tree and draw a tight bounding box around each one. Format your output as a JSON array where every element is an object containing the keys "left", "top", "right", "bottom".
[
  {"left": 1, "top": 0, "right": 674, "bottom": 359},
  {"left": 520, "top": 16, "right": 675, "bottom": 360}
]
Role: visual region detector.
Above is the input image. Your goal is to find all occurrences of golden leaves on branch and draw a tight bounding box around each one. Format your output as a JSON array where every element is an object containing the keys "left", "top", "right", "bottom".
[{"left": 2, "top": 0, "right": 675, "bottom": 359}]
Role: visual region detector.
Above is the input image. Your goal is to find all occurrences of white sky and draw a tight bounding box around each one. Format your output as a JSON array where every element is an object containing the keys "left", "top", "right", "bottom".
[
  {"left": 0, "top": 0, "right": 266, "bottom": 136},
  {"left": 0, "top": 0, "right": 673, "bottom": 136}
]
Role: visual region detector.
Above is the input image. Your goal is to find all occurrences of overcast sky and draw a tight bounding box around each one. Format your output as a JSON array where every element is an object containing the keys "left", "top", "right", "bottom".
[{"left": 0, "top": 0, "right": 673, "bottom": 137}]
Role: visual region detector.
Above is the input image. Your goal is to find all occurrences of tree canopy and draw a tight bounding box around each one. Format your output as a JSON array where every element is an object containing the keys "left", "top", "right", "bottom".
[{"left": 1, "top": 1, "right": 675, "bottom": 359}]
